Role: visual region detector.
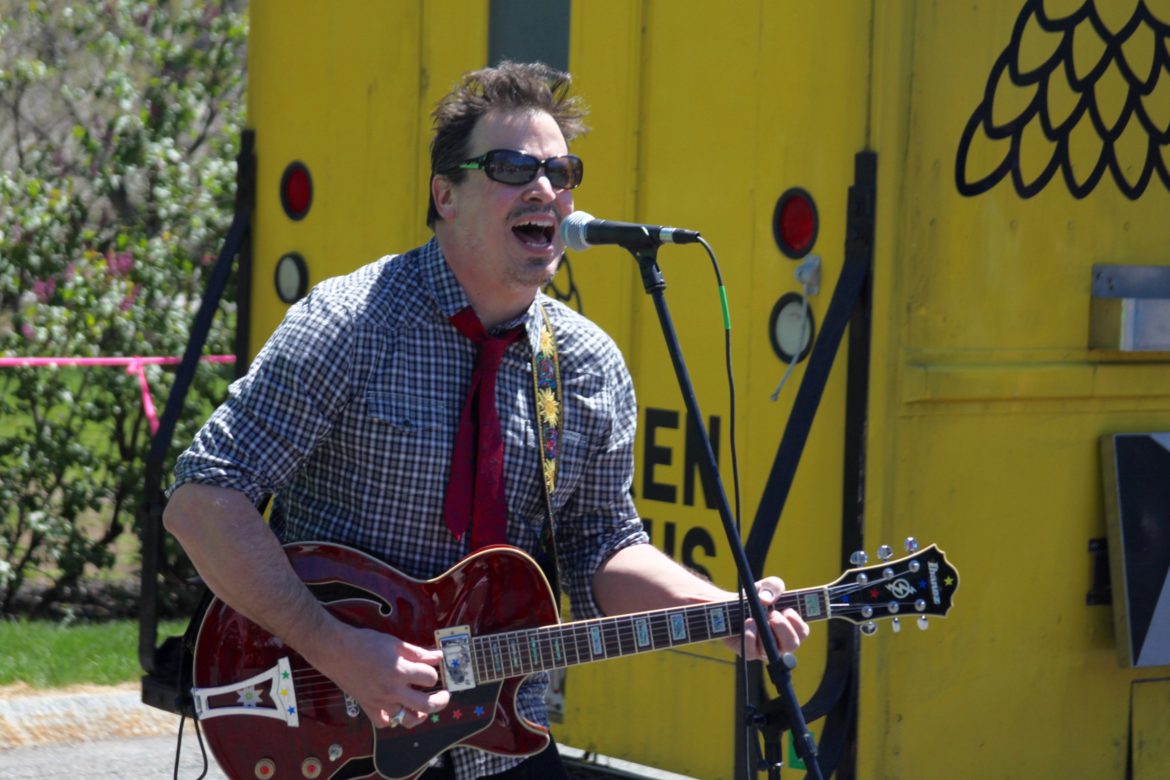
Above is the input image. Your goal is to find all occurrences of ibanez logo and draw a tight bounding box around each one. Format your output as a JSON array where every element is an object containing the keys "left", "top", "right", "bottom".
[{"left": 928, "top": 560, "right": 941, "bottom": 605}]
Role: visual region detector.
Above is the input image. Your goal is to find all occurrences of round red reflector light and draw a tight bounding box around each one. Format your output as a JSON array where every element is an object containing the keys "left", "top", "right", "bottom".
[
  {"left": 773, "top": 188, "right": 818, "bottom": 259},
  {"left": 281, "top": 162, "right": 312, "bottom": 221}
]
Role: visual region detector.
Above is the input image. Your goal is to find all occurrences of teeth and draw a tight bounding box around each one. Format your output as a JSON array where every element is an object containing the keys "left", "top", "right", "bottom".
[{"left": 513, "top": 219, "right": 555, "bottom": 245}]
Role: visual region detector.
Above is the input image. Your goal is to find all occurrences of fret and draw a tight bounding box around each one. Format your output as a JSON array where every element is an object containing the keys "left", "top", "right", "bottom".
[
  {"left": 508, "top": 635, "right": 523, "bottom": 675},
  {"left": 474, "top": 637, "right": 488, "bottom": 681},
  {"left": 555, "top": 625, "right": 574, "bottom": 668},
  {"left": 615, "top": 616, "right": 639, "bottom": 656},
  {"left": 490, "top": 637, "right": 503, "bottom": 677},
  {"left": 650, "top": 611, "right": 672, "bottom": 649},
  {"left": 705, "top": 603, "right": 730, "bottom": 638},
  {"left": 687, "top": 604, "right": 711, "bottom": 644},
  {"left": 550, "top": 630, "right": 565, "bottom": 667},
  {"left": 633, "top": 615, "right": 652, "bottom": 651},
  {"left": 538, "top": 626, "right": 556, "bottom": 668},
  {"left": 570, "top": 622, "right": 592, "bottom": 663},
  {"left": 575, "top": 624, "right": 588, "bottom": 660},
  {"left": 667, "top": 610, "right": 688, "bottom": 644},
  {"left": 799, "top": 589, "right": 826, "bottom": 620},
  {"left": 598, "top": 618, "right": 617, "bottom": 658}
]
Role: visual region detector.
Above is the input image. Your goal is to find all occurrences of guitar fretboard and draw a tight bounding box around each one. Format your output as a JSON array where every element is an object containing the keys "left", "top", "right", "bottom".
[{"left": 471, "top": 587, "right": 829, "bottom": 683}]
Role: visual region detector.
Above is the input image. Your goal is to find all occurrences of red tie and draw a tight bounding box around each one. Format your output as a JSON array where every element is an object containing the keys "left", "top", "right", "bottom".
[{"left": 443, "top": 307, "right": 525, "bottom": 549}]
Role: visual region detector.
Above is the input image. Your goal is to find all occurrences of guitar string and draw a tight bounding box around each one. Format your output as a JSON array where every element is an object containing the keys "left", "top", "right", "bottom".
[
  {"left": 468, "top": 579, "right": 932, "bottom": 681},
  {"left": 215, "top": 574, "right": 935, "bottom": 710}
]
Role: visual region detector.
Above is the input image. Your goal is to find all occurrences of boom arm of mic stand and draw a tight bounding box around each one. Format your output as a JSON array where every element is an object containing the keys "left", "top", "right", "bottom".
[{"left": 626, "top": 244, "right": 824, "bottom": 780}]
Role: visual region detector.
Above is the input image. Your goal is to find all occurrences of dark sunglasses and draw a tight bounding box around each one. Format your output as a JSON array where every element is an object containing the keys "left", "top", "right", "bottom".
[{"left": 450, "top": 149, "right": 584, "bottom": 190}]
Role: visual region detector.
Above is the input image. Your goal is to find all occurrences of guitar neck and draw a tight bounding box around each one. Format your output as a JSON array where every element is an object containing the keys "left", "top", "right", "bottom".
[{"left": 471, "top": 587, "right": 828, "bottom": 683}]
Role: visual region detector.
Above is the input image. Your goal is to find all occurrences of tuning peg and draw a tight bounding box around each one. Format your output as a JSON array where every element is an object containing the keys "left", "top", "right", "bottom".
[
  {"left": 891, "top": 617, "right": 901, "bottom": 633},
  {"left": 877, "top": 544, "right": 893, "bottom": 561},
  {"left": 849, "top": 550, "right": 868, "bottom": 565},
  {"left": 861, "top": 621, "right": 878, "bottom": 636},
  {"left": 917, "top": 616, "right": 929, "bottom": 631},
  {"left": 904, "top": 537, "right": 919, "bottom": 553}
]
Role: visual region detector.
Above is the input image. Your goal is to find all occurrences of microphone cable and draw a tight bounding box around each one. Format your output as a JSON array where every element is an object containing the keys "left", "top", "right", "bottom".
[{"left": 693, "top": 237, "right": 761, "bottom": 776}]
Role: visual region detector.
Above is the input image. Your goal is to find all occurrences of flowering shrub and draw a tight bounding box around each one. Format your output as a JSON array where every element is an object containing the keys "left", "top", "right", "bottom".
[{"left": 0, "top": 0, "right": 247, "bottom": 615}]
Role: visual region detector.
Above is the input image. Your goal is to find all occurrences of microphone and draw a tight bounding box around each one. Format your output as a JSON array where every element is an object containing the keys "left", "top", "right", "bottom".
[{"left": 560, "top": 211, "right": 701, "bottom": 251}]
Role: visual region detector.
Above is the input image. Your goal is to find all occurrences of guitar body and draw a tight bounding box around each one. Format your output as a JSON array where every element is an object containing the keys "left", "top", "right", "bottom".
[{"left": 192, "top": 543, "right": 559, "bottom": 780}]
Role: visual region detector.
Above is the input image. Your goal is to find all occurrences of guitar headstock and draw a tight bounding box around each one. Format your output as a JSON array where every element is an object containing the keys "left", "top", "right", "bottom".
[{"left": 827, "top": 541, "right": 958, "bottom": 634}]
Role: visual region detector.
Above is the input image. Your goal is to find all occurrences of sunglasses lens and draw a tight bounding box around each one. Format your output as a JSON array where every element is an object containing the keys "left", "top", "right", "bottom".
[
  {"left": 545, "top": 156, "right": 583, "bottom": 189},
  {"left": 485, "top": 151, "right": 539, "bottom": 185}
]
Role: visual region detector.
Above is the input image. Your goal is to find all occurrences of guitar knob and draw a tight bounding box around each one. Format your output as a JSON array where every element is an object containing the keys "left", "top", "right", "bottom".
[
  {"left": 302, "top": 757, "right": 323, "bottom": 778},
  {"left": 861, "top": 621, "right": 878, "bottom": 636},
  {"left": 917, "top": 616, "right": 929, "bottom": 631},
  {"left": 877, "top": 544, "right": 893, "bottom": 561},
  {"left": 850, "top": 550, "right": 868, "bottom": 565},
  {"left": 254, "top": 759, "right": 276, "bottom": 779},
  {"left": 328, "top": 744, "right": 344, "bottom": 762},
  {"left": 891, "top": 617, "right": 901, "bottom": 633},
  {"left": 904, "top": 537, "right": 919, "bottom": 553}
]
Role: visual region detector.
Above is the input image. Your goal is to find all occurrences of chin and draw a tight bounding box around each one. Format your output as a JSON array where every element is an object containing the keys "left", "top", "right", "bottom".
[{"left": 511, "top": 254, "right": 560, "bottom": 290}]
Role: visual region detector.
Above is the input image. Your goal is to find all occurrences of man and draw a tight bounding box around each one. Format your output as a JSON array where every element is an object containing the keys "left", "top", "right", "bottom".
[{"left": 164, "top": 61, "right": 808, "bottom": 779}]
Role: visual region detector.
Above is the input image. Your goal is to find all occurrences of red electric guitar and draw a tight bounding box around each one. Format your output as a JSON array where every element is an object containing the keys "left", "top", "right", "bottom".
[{"left": 191, "top": 541, "right": 959, "bottom": 779}]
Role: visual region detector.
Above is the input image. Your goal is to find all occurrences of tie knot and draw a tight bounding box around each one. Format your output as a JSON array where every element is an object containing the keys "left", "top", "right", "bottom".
[{"left": 450, "top": 307, "right": 524, "bottom": 358}]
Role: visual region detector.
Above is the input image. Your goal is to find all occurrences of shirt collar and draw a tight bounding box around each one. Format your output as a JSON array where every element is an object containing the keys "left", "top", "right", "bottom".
[{"left": 420, "top": 237, "right": 545, "bottom": 354}]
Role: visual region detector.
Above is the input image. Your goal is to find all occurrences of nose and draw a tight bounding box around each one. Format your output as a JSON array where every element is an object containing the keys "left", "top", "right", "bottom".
[{"left": 523, "top": 172, "right": 558, "bottom": 203}]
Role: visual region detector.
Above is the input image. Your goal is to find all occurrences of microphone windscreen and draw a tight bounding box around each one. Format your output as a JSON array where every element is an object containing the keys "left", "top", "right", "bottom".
[{"left": 560, "top": 211, "right": 595, "bottom": 252}]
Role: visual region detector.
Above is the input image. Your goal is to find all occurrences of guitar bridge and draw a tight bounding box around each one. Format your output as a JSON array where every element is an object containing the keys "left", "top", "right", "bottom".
[
  {"left": 435, "top": 626, "right": 476, "bottom": 692},
  {"left": 191, "top": 656, "right": 300, "bottom": 726}
]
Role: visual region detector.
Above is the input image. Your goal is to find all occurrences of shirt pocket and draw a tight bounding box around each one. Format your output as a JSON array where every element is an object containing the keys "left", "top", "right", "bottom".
[
  {"left": 366, "top": 390, "right": 450, "bottom": 434},
  {"left": 349, "top": 390, "right": 457, "bottom": 512}
]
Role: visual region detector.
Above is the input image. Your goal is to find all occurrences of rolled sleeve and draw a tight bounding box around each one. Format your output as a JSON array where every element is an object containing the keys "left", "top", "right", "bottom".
[
  {"left": 556, "top": 352, "right": 649, "bottom": 620},
  {"left": 172, "top": 287, "right": 358, "bottom": 505}
]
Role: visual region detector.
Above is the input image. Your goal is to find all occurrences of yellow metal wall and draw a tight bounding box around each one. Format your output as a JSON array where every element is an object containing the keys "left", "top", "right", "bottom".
[
  {"left": 862, "top": 2, "right": 1170, "bottom": 777},
  {"left": 557, "top": 3, "right": 869, "bottom": 776},
  {"left": 244, "top": 1, "right": 1170, "bottom": 778}
]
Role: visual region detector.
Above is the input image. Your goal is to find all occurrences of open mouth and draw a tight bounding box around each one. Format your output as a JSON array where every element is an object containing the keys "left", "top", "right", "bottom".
[{"left": 512, "top": 218, "right": 556, "bottom": 249}]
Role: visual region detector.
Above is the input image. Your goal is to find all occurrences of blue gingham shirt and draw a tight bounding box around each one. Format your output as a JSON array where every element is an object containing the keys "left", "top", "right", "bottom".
[{"left": 174, "top": 238, "right": 647, "bottom": 778}]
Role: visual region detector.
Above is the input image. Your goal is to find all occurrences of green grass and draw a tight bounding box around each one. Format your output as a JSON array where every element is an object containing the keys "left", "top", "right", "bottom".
[{"left": 0, "top": 619, "right": 189, "bottom": 688}]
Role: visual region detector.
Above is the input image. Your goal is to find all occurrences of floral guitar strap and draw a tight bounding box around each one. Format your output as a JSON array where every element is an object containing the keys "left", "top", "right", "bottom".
[{"left": 531, "top": 302, "right": 562, "bottom": 603}]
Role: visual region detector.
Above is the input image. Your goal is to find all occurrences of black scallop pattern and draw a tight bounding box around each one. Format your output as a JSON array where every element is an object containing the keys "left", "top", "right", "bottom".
[{"left": 955, "top": 0, "right": 1170, "bottom": 199}]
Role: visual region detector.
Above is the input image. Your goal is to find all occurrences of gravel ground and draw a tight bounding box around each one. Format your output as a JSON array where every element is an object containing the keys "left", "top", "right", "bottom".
[{"left": 0, "top": 684, "right": 694, "bottom": 779}]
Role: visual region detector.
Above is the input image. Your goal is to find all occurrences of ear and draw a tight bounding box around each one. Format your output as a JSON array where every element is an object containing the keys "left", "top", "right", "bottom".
[{"left": 431, "top": 174, "right": 458, "bottom": 221}]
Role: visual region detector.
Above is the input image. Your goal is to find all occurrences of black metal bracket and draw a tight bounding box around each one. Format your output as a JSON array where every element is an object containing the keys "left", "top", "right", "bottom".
[
  {"left": 1086, "top": 537, "right": 1112, "bottom": 606},
  {"left": 137, "top": 129, "right": 254, "bottom": 712}
]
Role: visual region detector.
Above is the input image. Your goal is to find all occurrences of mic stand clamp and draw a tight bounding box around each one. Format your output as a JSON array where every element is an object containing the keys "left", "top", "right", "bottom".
[{"left": 626, "top": 244, "right": 823, "bottom": 780}]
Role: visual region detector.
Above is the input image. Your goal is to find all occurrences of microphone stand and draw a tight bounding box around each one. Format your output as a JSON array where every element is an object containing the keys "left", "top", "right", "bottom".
[{"left": 623, "top": 242, "right": 823, "bottom": 780}]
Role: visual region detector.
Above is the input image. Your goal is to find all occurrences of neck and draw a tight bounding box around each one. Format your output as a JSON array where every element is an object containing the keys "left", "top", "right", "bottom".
[
  {"left": 462, "top": 292, "right": 533, "bottom": 331},
  {"left": 436, "top": 232, "right": 536, "bottom": 330}
]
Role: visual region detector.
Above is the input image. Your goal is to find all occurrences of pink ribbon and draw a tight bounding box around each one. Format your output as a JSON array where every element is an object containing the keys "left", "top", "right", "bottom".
[{"left": 0, "top": 355, "right": 235, "bottom": 436}]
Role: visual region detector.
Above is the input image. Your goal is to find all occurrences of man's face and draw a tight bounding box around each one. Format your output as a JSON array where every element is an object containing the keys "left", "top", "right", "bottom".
[{"left": 433, "top": 109, "right": 575, "bottom": 301}]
